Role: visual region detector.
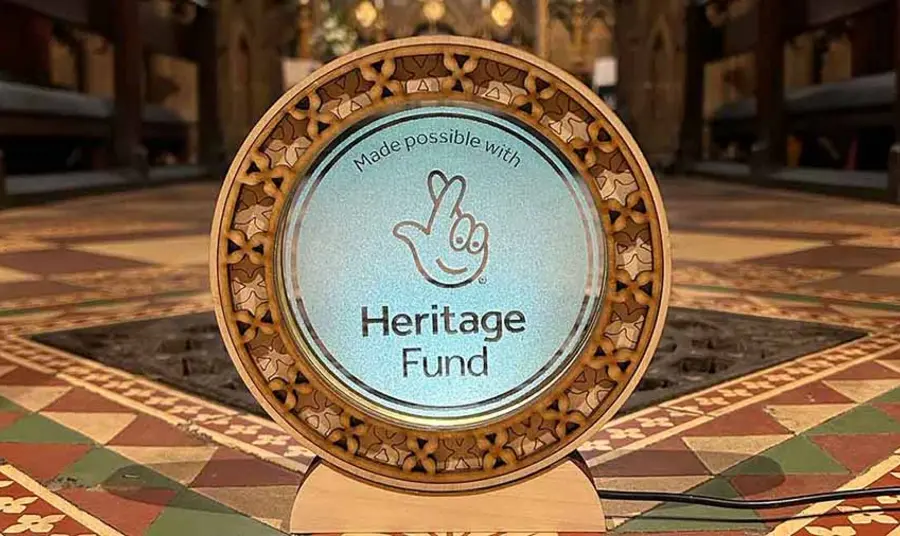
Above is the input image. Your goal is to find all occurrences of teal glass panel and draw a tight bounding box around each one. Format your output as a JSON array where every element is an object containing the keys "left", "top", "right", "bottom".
[{"left": 280, "top": 103, "right": 605, "bottom": 426}]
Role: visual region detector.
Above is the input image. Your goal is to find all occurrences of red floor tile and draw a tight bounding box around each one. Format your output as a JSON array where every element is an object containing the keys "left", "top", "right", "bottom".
[
  {"left": 872, "top": 402, "right": 900, "bottom": 424},
  {"left": 729, "top": 474, "right": 851, "bottom": 523},
  {"left": 0, "top": 442, "right": 92, "bottom": 480},
  {"left": 763, "top": 381, "right": 855, "bottom": 405},
  {"left": 60, "top": 487, "right": 176, "bottom": 536},
  {"left": 0, "top": 281, "right": 85, "bottom": 301},
  {"left": 827, "top": 361, "right": 900, "bottom": 380},
  {"left": 0, "top": 367, "right": 68, "bottom": 386},
  {"left": 0, "top": 413, "right": 22, "bottom": 431},
  {"left": 43, "top": 387, "right": 132, "bottom": 413},
  {"left": 107, "top": 415, "right": 207, "bottom": 447},
  {"left": 0, "top": 249, "right": 150, "bottom": 275},
  {"left": 683, "top": 405, "right": 793, "bottom": 437},
  {"left": 809, "top": 433, "right": 900, "bottom": 474},
  {"left": 591, "top": 437, "right": 710, "bottom": 478},
  {"left": 188, "top": 447, "right": 303, "bottom": 488}
]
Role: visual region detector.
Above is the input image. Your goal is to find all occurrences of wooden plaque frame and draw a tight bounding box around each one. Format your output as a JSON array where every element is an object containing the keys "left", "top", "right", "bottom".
[{"left": 210, "top": 36, "right": 670, "bottom": 499}]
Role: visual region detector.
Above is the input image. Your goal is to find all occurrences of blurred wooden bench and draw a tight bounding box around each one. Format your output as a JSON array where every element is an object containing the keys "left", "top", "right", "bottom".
[{"left": 0, "top": 0, "right": 220, "bottom": 203}]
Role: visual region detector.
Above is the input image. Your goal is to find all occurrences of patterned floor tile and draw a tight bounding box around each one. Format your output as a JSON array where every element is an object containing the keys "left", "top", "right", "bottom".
[
  {"left": 592, "top": 437, "right": 710, "bottom": 478},
  {"left": 874, "top": 402, "right": 900, "bottom": 423},
  {"left": 723, "top": 436, "right": 848, "bottom": 476},
  {"left": 42, "top": 411, "right": 138, "bottom": 444},
  {"left": 0, "top": 412, "right": 23, "bottom": 430},
  {"left": 764, "top": 381, "right": 855, "bottom": 405},
  {"left": 681, "top": 435, "right": 793, "bottom": 475},
  {"left": 0, "top": 386, "right": 71, "bottom": 412},
  {"left": 809, "top": 433, "right": 900, "bottom": 473},
  {"left": 192, "top": 485, "right": 298, "bottom": 530},
  {"left": 683, "top": 405, "right": 793, "bottom": 437},
  {"left": 107, "top": 415, "right": 209, "bottom": 448},
  {"left": 597, "top": 475, "right": 711, "bottom": 520},
  {"left": 728, "top": 474, "right": 851, "bottom": 523},
  {"left": 0, "top": 413, "right": 91, "bottom": 444},
  {"left": 763, "top": 404, "right": 856, "bottom": 434},
  {"left": 108, "top": 446, "right": 219, "bottom": 485},
  {"left": 0, "top": 442, "right": 92, "bottom": 480},
  {"left": 58, "top": 447, "right": 182, "bottom": 491},
  {"left": 0, "top": 267, "right": 39, "bottom": 283},
  {"left": 60, "top": 487, "right": 177, "bottom": 536},
  {"left": 42, "top": 388, "right": 135, "bottom": 413},
  {"left": 69, "top": 235, "right": 210, "bottom": 267},
  {"left": 614, "top": 478, "right": 766, "bottom": 533},
  {"left": 823, "top": 379, "right": 900, "bottom": 403},
  {"left": 0, "top": 280, "right": 86, "bottom": 301},
  {"left": 861, "top": 260, "right": 900, "bottom": 276},
  {"left": 806, "top": 273, "right": 900, "bottom": 296},
  {"left": 0, "top": 249, "right": 152, "bottom": 274},
  {"left": 0, "top": 463, "right": 122, "bottom": 535},
  {"left": 805, "top": 405, "right": 900, "bottom": 435},
  {"left": 0, "top": 180, "right": 892, "bottom": 534},
  {"left": 748, "top": 245, "right": 900, "bottom": 271},
  {"left": 0, "top": 367, "right": 69, "bottom": 386},
  {"left": 826, "top": 360, "right": 900, "bottom": 380},
  {"left": 188, "top": 447, "right": 303, "bottom": 488},
  {"left": 671, "top": 232, "right": 825, "bottom": 263},
  {"left": 145, "top": 488, "right": 284, "bottom": 536}
]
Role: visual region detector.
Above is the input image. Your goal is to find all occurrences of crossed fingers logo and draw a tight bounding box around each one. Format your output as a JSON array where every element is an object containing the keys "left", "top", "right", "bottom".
[{"left": 393, "top": 170, "right": 489, "bottom": 288}]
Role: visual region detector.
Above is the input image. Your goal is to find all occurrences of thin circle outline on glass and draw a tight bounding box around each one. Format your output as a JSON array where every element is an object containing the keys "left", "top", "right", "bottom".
[{"left": 277, "top": 102, "right": 605, "bottom": 429}]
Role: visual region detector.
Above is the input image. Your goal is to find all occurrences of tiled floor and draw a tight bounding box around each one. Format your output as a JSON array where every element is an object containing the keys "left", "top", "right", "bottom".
[{"left": 0, "top": 179, "right": 893, "bottom": 535}]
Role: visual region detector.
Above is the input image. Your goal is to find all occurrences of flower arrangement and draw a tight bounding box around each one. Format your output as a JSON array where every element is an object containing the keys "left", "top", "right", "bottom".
[{"left": 312, "top": 2, "right": 359, "bottom": 60}]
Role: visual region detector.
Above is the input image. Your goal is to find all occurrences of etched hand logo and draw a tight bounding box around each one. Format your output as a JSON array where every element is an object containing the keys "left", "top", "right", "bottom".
[{"left": 393, "top": 170, "right": 489, "bottom": 288}]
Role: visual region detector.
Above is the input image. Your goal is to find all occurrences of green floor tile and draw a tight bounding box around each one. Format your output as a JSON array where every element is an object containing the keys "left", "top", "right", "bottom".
[
  {"left": 615, "top": 478, "right": 765, "bottom": 533},
  {"left": 0, "top": 396, "right": 25, "bottom": 413},
  {"left": 147, "top": 489, "right": 285, "bottom": 536},
  {"left": 806, "top": 405, "right": 900, "bottom": 436},
  {"left": 724, "top": 436, "right": 847, "bottom": 476},
  {"left": 0, "top": 413, "right": 91, "bottom": 444},
  {"left": 874, "top": 385, "right": 900, "bottom": 404},
  {"left": 58, "top": 447, "right": 181, "bottom": 490}
]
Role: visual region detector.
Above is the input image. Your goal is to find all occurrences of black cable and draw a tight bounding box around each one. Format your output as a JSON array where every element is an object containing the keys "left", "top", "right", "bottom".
[{"left": 597, "top": 486, "right": 900, "bottom": 510}]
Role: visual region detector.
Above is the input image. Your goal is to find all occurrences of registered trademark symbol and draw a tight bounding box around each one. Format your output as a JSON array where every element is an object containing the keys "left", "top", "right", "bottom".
[{"left": 478, "top": 276, "right": 487, "bottom": 285}]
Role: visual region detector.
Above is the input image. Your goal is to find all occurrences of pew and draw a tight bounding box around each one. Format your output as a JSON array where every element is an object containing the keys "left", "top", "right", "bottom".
[
  {"left": 0, "top": 0, "right": 220, "bottom": 203},
  {"left": 679, "top": 0, "right": 899, "bottom": 202}
]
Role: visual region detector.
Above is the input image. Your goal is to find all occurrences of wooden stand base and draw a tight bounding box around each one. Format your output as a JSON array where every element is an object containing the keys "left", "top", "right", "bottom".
[{"left": 289, "top": 454, "right": 606, "bottom": 533}]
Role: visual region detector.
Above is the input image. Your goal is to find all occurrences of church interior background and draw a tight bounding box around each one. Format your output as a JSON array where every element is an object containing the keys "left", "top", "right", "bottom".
[{"left": 0, "top": 2, "right": 898, "bottom": 535}]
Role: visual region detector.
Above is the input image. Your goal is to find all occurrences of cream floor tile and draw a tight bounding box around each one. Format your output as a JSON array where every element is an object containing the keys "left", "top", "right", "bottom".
[
  {"left": 193, "top": 485, "right": 298, "bottom": 530},
  {"left": 672, "top": 232, "right": 825, "bottom": 263},
  {"left": 861, "top": 261, "right": 900, "bottom": 277},
  {"left": 0, "top": 386, "right": 71, "bottom": 412},
  {"left": 0, "top": 267, "right": 40, "bottom": 283},
  {"left": 43, "top": 412, "right": 137, "bottom": 444},
  {"left": 109, "top": 445, "right": 219, "bottom": 485},
  {"left": 69, "top": 235, "right": 209, "bottom": 266},
  {"left": 595, "top": 475, "right": 710, "bottom": 519},
  {"left": 682, "top": 434, "right": 793, "bottom": 474}
]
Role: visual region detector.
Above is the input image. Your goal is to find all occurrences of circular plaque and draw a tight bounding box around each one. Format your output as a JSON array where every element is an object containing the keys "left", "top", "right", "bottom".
[{"left": 211, "top": 37, "right": 670, "bottom": 493}]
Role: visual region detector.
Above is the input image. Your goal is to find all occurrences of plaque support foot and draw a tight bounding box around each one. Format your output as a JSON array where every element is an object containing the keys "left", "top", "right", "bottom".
[{"left": 289, "top": 453, "right": 607, "bottom": 533}]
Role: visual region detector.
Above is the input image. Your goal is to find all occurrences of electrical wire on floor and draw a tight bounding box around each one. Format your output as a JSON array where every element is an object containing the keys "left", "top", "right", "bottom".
[{"left": 597, "top": 486, "right": 900, "bottom": 510}]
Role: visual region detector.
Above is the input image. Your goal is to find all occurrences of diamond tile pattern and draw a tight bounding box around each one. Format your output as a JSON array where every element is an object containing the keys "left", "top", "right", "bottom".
[{"left": 0, "top": 181, "right": 891, "bottom": 535}]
